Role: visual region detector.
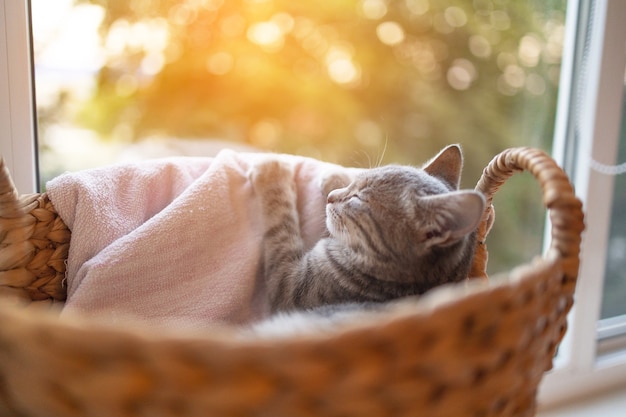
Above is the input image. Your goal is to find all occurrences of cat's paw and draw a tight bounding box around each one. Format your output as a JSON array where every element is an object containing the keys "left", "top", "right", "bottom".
[
  {"left": 318, "top": 170, "right": 352, "bottom": 197},
  {"left": 248, "top": 159, "right": 295, "bottom": 191}
]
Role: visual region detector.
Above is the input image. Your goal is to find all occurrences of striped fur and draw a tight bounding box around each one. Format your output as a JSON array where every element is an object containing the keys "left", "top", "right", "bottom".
[{"left": 249, "top": 145, "right": 485, "bottom": 315}]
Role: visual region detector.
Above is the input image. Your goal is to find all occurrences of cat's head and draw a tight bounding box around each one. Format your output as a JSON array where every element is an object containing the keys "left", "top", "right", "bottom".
[{"left": 325, "top": 145, "right": 485, "bottom": 258}]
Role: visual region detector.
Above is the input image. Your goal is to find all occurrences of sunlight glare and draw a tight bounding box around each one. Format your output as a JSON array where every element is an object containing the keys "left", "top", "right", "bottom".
[{"left": 32, "top": 1, "right": 105, "bottom": 72}]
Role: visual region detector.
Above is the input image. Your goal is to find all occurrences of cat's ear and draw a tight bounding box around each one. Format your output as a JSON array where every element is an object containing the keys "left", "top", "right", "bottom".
[
  {"left": 420, "top": 190, "right": 485, "bottom": 247},
  {"left": 422, "top": 144, "right": 463, "bottom": 189}
]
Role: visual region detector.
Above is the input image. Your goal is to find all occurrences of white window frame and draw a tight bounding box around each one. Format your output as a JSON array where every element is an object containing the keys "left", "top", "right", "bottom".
[
  {"left": 1, "top": 0, "right": 625, "bottom": 409},
  {"left": 538, "top": 0, "right": 626, "bottom": 408},
  {"left": 0, "top": 0, "right": 37, "bottom": 194}
]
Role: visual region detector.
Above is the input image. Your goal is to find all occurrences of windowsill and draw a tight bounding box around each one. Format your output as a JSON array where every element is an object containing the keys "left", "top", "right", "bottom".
[{"left": 537, "top": 384, "right": 626, "bottom": 417}]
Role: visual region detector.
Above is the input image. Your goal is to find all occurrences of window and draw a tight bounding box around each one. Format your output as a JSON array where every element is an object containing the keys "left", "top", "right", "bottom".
[
  {"left": 1, "top": 0, "right": 625, "bottom": 409},
  {"left": 538, "top": 0, "right": 626, "bottom": 407},
  {"left": 30, "top": 0, "right": 567, "bottom": 276}
]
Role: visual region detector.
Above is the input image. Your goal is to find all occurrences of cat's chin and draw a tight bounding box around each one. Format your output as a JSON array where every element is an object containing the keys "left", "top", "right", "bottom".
[
  {"left": 325, "top": 207, "right": 341, "bottom": 238},
  {"left": 325, "top": 217, "right": 333, "bottom": 231}
]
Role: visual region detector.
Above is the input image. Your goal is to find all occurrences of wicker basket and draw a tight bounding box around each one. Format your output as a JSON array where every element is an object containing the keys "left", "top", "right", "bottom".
[{"left": 0, "top": 147, "right": 584, "bottom": 417}]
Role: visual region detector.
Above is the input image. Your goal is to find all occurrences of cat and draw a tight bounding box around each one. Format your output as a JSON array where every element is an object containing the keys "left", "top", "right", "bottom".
[{"left": 248, "top": 144, "right": 485, "bottom": 327}]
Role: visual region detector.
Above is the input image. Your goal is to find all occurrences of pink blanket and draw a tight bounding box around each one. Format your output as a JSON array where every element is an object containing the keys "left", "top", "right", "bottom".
[{"left": 47, "top": 150, "right": 347, "bottom": 330}]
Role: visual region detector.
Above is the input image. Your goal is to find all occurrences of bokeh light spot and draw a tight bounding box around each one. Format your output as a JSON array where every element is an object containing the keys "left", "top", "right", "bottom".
[
  {"left": 326, "top": 47, "right": 361, "bottom": 85},
  {"left": 197, "top": 0, "right": 224, "bottom": 11},
  {"left": 545, "top": 22, "right": 565, "bottom": 63},
  {"left": 504, "top": 64, "right": 525, "bottom": 88},
  {"left": 141, "top": 52, "right": 165, "bottom": 75},
  {"left": 106, "top": 19, "right": 130, "bottom": 55},
  {"left": 447, "top": 59, "right": 477, "bottom": 90},
  {"left": 328, "top": 58, "right": 359, "bottom": 84},
  {"left": 272, "top": 13, "right": 295, "bottom": 33},
  {"left": 444, "top": 7, "right": 467, "bottom": 28},
  {"left": 360, "top": 0, "right": 388, "bottom": 20},
  {"left": 469, "top": 35, "right": 492, "bottom": 59},
  {"left": 247, "top": 21, "right": 284, "bottom": 52},
  {"left": 497, "top": 52, "right": 517, "bottom": 71},
  {"left": 518, "top": 34, "right": 542, "bottom": 67},
  {"left": 169, "top": 4, "right": 196, "bottom": 26},
  {"left": 405, "top": 0, "right": 429, "bottom": 16},
  {"left": 376, "top": 21, "right": 405, "bottom": 46}
]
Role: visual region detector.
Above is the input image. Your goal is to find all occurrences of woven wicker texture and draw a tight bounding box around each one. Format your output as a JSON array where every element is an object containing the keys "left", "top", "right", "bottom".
[
  {"left": 0, "top": 147, "right": 584, "bottom": 417},
  {"left": 0, "top": 158, "right": 69, "bottom": 306}
]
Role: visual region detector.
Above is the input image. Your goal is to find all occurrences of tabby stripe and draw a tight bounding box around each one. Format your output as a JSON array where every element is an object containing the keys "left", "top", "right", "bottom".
[
  {"left": 270, "top": 275, "right": 288, "bottom": 307},
  {"left": 343, "top": 211, "right": 390, "bottom": 261},
  {"left": 347, "top": 265, "right": 399, "bottom": 299},
  {"left": 293, "top": 258, "right": 314, "bottom": 306},
  {"left": 326, "top": 245, "right": 424, "bottom": 300},
  {"left": 264, "top": 220, "right": 299, "bottom": 241},
  {"left": 324, "top": 246, "right": 384, "bottom": 302},
  {"left": 366, "top": 212, "right": 399, "bottom": 262},
  {"left": 325, "top": 247, "right": 362, "bottom": 290}
]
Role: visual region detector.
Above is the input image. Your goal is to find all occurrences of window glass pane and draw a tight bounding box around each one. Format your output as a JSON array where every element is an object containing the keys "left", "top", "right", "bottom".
[
  {"left": 31, "top": 0, "right": 568, "bottom": 274},
  {"left": 600, "top": 69, "right": 626, "bottom": 320}
]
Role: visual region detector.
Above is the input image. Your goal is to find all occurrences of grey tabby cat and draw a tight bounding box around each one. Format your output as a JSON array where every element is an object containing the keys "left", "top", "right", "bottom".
[{"left": 249, "top": 144, "right": 485, "bottom": 318}]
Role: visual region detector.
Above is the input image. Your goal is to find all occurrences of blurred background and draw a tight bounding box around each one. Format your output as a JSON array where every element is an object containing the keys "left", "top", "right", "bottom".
[{"left": 31, "top": 0, "right": 568, "bottom": 275}]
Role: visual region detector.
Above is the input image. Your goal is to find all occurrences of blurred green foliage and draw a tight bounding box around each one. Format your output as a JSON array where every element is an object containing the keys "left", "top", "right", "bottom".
[{"left": 71, "top": 0, "right": 567, "bottom": 273}]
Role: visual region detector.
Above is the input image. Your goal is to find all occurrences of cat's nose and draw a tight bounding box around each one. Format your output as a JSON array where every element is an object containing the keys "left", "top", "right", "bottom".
[{"left": 327, "top": 189, "right": 340, "bottom": 203}]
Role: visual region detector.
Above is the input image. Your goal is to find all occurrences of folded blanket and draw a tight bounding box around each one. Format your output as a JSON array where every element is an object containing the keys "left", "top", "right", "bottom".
[{"left": 47, "top": 150, "right": 347, "bottom": 330}]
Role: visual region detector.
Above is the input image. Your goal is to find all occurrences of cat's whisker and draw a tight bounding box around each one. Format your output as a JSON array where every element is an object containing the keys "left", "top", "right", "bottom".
[
  {"left": 376, "top": 136, "right": 388, "bottom": 168},
  {"left": 351, "top": 150, "right": 373, "bottom": 169},
  {"left": 366, "top": 150, "right": 373, "bottom": 169}
]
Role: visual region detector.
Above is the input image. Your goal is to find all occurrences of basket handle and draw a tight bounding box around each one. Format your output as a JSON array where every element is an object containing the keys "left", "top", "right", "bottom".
[{"left": 468, "top": 147, "right": 584, "bottom": 286}]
